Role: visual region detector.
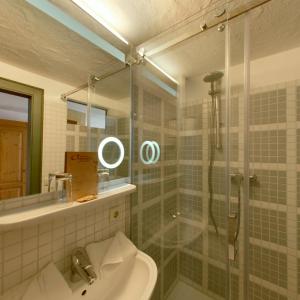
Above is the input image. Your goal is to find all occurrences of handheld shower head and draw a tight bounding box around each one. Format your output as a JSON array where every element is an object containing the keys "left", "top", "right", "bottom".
[
  {"left": 205, "top": 70, "right": 224, "bottom": 235},
  {"left": 203, "top": 71, "right": 224, "bottom": 82}
]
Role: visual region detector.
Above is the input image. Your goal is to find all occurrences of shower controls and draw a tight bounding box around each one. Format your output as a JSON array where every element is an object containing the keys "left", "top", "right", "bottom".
[
  {"left": 249, "top": 174, "right": 258, "bottom": 184},
  {"left": 140, "top": 141, "right": 160, "bottom": 165},
  {"left": 170, "top": 211, "right": 181, "bottom": 219},
  {"left": 230, "top": 173, "right": 243, "bottom": 184}
]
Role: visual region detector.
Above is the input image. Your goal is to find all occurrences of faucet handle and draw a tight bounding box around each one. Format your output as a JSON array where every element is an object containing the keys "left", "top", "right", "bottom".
[
  {"left": 72, "top": 247, "right": 91, "bottom": 268},
  {"left": 71, "top": 247, "right": 97, "bottom": 285}
]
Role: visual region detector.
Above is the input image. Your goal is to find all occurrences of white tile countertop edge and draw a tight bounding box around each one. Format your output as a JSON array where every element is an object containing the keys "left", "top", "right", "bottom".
[{"left": 0, "top": 184, "right": 136, "bottom": 230}]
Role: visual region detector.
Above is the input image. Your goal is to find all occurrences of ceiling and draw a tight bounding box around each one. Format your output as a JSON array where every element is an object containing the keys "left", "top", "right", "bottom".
[
  {"left": 150, "top": 0, "right": 300, "bottom": 79},
  {"left": 0, "top": 0, "right": 215, "bottom": 99},
  {"left": 52, "top": 0, "right": 217, "bottom": 46},
  {"left": 0, "top": 0, "right": 217, "bottom": 88},
  {"left": 0, "top": 0, "right": 299, "bottom": 95},
  {"left": 0, "top": 0, "right": 123, "bottom": 91}
]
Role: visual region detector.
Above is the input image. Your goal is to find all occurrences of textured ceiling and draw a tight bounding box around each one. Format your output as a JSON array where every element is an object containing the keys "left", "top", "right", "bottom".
[
  {"left": 150, "top": 0, "right": 300, "bottom": 79},
  {"left": 53, "top": 0, "right": 217, "bottom": 46},
  {"left": 2, "top": 0, "right": 215, "bottom": 99},
  {"left": 0, "top": 0, "right": 123, "bottom": 91},
  {"left": 0, "top": 0, "right": 299, "bottom": 95},
  {"left": 0, "top": 0, "right": 219, "bottom": 99}
]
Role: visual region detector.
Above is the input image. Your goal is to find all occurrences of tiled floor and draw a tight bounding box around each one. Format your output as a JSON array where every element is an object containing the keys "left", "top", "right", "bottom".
[{"left": 167, "top": 280, "right": 213, "bottom": 300}]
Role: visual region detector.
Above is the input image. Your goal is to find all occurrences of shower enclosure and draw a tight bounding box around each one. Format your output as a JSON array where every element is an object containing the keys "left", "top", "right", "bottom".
[{"left": 131, "top": 0, "right": 300, "bottom": 299}]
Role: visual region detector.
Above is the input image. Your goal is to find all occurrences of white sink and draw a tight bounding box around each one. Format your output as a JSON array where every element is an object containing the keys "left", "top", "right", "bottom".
[
  {"left": 0, "top": 250, "right": 157, "bottom": 300},
  {"left": 67, "top": 250, "right": 157, "bottom": 300}
]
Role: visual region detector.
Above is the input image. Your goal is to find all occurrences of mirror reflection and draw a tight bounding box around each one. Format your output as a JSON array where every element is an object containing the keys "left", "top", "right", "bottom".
[
  {"left": 0, "top": 91, "right": 29, "bottom": 199},
  {"left": 0, "top": 1, "right": 131, "bottom": 203}
]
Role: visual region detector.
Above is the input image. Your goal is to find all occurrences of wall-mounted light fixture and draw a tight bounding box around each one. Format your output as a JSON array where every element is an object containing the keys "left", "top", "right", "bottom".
[
  {"left": 140, "top": 141, "right": 160, "bottom": 165},
  {"left": 143, "top": 56, "right": 179, "bottom": 85},
  {"left": 71, "top": 0, "right": 129, "bottom": 45},
  {"left": 98, "top": 137, "right": 125, "bottom": 169},
  {"left": 26, "top": 0, "right": 126, "bottom": 62}
]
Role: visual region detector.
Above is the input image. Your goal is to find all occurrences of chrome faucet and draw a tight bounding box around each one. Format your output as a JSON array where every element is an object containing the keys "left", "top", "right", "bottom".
[{"left": 71, "top": 248, "right": 97, "bottom": 285}]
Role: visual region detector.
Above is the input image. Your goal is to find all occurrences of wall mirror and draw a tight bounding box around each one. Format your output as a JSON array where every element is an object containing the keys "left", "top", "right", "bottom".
[
  {"left": 0, "top": 78, "right": 43, "bottom": 199},
  {"left": 0, "top": 1, "right": 131, "bottom": 204}
]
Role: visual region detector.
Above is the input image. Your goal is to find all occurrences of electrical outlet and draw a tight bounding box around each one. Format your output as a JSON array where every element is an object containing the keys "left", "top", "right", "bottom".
[{"left": 109, "top": 206, "right": 121, "bottom": 223}]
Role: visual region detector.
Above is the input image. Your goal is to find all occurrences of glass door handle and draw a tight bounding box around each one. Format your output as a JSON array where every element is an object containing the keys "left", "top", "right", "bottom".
[{"left": 228, "top": 214, "right": 238, "bottom": 260}]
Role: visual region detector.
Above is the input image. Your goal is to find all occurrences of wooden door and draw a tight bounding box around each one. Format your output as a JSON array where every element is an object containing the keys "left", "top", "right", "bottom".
[{"left": 0, "top": 120, "right": 28, "bottom": 200}]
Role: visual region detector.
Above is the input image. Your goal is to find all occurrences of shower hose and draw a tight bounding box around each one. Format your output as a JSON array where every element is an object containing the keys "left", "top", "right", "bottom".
[{"left": 208, "top": 97, "right": 219, "bottom": 235}]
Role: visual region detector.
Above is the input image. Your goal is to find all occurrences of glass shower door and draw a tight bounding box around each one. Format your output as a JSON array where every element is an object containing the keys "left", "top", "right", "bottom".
[
  {"left": 131, "top": 2, "right": 300, "bottom": 299},
  {"left": 131, "top": 63, "right": 179, "bottom": 300},
  {"left": 131, "top": 17, "right": 233, "bottom": 299},
  {"left": 183, "top": 25, "right": 229, "bottom": 299},
  {"left": 226, "top": 12, "right": 248, "bottom": 300}
]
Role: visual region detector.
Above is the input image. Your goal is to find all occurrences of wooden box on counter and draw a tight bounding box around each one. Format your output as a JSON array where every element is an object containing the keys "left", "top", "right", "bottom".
[{"left": 65, "top": 152, "right": 98, "bottom": 201}]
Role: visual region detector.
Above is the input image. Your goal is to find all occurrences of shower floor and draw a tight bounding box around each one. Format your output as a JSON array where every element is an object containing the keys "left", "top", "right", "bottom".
[{"left": 167, "top": 281, "right": 213, "bottom": 300}]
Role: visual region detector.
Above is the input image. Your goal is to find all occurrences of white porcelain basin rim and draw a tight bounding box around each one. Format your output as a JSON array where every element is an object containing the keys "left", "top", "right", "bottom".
[
  {"left": 136, "top": 250, "right": 158, "bottom": 300},
  {"left": 0, "top": 249, "right": 157, "bottom": 300},
  {"left": 70, "top": 250, "right": 158, "bottom": 300}
]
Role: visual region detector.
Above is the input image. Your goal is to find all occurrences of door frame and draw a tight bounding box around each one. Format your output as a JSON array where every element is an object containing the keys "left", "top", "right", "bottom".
[{"left": 0, "top": 77, "right": 44, "bottom": 195}]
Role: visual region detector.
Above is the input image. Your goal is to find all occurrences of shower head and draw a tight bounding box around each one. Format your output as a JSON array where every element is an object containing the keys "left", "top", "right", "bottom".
[{"left": 203, "top": 71, "right": 224, "bottom": 82}]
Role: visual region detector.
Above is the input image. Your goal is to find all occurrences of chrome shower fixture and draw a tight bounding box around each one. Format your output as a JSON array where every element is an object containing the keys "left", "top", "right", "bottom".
[
  {"left": 217, "top": 23, "right": 226, "bottom": 32},
  {"left": 200, "top": 23, "right": 208, "bottom": 32},
  {"left": 203, "top": 71, "right": 224, "bottom": 83},
  {"left": 204, "top": 70, "right": 224, "bottom": 235},
  {"left": 203, "top": 70, "right": 223, "bottom": 149}
]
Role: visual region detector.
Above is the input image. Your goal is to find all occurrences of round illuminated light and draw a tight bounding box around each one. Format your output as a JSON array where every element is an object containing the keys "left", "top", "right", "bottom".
[
  {"left": 140, "top": 140, "right": 160, "bottom": 165},
  {"left": 151, "top": 141, "right": 160, "bottom": 164},
  {"left": 140, "top": 141, "right": 155, "bottom": 165},
  {"left": 98, "top": 137, "right": 124, "bottom": 169}
]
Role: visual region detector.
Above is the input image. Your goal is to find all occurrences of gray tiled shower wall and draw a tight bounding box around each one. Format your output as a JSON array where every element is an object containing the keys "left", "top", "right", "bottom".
[
  {"left": 127, "top": 0, "right": 299, "bottom": 295},
  {"left": 174, "top": 78, "right": 300, "bottom": 300},
  {"left": 131, "top": 72, "right": 300, "bottom": 299},
  {"left": 177, "top": 81, "right": 236, "bottom": 299},
  {"left": 131, "top": 81, "right": 179, "bottom": 300},
  {"left": 248, "top": 83, "right": 298, "bottom": 300}
]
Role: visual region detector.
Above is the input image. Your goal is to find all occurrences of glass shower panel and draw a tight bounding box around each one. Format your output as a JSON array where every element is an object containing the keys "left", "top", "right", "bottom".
[
  {"left": 227, "top": 13, "right": 247, "bottom": 300},
  {"left": 88, "top": 68, "right": 131, "bottom": 191},
  {"left": 247, "top": 1, "right": 300, "bottom": 299},
  {"left": 131, "top": 63, "right": 178, "bottom": 300},
  {"left": 181, "top": 29, "right": 228, "bottom": 299},
  {"left": 132, "top": 18, "right": 229, "bottom": 299},
  {"left": 195, "top": 24, "right": 228, "bottom": 300},
  {"left": 65, "top": 87, "right": 90, "bottom": 153},
  {"left": 131, "top": 2, "right": 300, "bottom": 300}
]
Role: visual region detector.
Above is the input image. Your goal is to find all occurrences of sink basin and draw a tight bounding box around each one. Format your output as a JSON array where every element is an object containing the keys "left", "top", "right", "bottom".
[
  {"left": 0, "top": 250, "right": 157, "bottom": 300},
  {"left": 67, "top": 250, "right": 157, "bottom": 300}
]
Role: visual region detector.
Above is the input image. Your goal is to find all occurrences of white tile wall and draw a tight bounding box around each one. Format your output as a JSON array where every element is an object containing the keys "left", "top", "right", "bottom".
[
  {"left": 0, "top": 193, "right": 130, "bottom": 295},
  {"left": 42, "top": 99, "right": 67, "bottom": 192}
]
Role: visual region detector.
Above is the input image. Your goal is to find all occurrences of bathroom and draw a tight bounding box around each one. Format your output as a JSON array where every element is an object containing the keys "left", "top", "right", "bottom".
[{"left": 0, "top": 0, "right": 299, "bottom": 299}]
